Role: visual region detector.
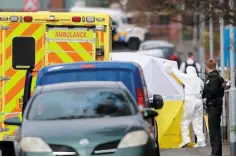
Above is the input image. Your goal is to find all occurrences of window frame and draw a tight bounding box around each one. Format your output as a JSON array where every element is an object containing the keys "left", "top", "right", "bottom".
[{"left": 12, "top": 36, "right": 36, "bottom": 70}]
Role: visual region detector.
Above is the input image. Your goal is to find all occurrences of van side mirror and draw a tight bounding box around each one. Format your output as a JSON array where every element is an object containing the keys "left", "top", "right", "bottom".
[
  {"left": 149, "top": 94, "right": 164, "bottom": 110},
  {"left": 4, "top": 116, "right": 21, "bottom": 126}
]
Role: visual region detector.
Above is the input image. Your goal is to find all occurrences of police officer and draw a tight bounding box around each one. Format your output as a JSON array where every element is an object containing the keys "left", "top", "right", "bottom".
[{"left": 202, "top": 59, "right": 225, "bottom": 156}]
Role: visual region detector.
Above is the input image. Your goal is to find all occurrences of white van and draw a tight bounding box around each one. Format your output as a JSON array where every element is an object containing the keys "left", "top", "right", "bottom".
[{"left": 70, "top": 6, "right": 150, "bottom": 50}]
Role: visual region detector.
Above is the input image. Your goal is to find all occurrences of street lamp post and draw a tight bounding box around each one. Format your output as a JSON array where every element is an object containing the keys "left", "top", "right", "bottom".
[
  {"left": 229, "top": 0, "right": 236, "bottom": 155},
  {"left": 219, "top": 4, "right": 227, "bottom": 142},
  {"left": 199, "top": 13, "right": 206, "bottom": 79},
  {"left": 209, "top": 4, "right": 214, "bottom": 59}
]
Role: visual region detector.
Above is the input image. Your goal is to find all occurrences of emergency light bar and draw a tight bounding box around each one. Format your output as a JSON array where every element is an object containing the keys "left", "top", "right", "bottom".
[{"left": 7, "top": 15, "right": 98, "bottom": 23}]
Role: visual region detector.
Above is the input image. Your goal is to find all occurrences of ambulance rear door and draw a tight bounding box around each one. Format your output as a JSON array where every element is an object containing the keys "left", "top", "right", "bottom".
[
  {"left": 45, "top": 25, "right": 96, "bottom": 65},
  {"left": 1, "top": 22, "right": 44, "bottom": 140}
]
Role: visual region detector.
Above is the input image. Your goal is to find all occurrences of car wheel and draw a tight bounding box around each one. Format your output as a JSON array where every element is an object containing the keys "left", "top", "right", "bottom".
[
  {"left": 128, "top": 38, "right": 140, "bottom": 50},
  {"left": 153, "top": 119, "right": 160, "bottom": 156}
]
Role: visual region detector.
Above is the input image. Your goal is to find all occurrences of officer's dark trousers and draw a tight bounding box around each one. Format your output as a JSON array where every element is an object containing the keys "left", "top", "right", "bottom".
[{"left": 207, "top": 106, "right": 222, "bottom": 156}]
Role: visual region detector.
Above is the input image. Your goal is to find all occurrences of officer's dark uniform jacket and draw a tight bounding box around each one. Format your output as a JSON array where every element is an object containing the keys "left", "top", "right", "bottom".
[
  {"left": 202, "top": 70, "right": 225, "bottom": 156},
  {"left": 202, "top": 70, "right": 225, "bottom": 106}
]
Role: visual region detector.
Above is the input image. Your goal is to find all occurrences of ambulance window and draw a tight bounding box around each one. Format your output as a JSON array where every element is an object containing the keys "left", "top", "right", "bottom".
[{"left": 12, "top": 37, "right": 35, "bottom": 70}]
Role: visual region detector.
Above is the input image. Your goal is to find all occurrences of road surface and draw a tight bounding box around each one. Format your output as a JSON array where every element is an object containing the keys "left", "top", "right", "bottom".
[{"left": 161, "top": 144, "right": 230, "bottom": 156}]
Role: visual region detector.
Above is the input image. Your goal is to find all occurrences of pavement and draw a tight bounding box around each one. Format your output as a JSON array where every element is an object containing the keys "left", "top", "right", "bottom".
[{"left": 160, "top": 144, "right": 230, "bottom": 156}]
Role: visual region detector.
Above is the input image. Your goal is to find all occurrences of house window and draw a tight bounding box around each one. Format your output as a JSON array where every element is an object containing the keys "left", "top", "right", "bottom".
[{"left": 12, "top": 37, "right": 35, "bottom": 70}]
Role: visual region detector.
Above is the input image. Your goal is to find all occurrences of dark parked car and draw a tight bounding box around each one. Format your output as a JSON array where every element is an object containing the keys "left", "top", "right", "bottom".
[
  {"left": 5, "top": 81, "right": 161, "bottom": 156},
  {"left": 25, "top": 61, "right": 164, "bottom": 152},
  {"left": 138, "top": 40, "right": 181, "bottom": 67}
]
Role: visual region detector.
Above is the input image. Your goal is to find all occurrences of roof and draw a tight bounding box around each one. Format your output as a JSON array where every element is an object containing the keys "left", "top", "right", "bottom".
[
  {"left": 35, "top": 81, "right": 127, "bottom": 93},
  {"left": 39, "top": 61, "right": 140, "bottom": 74}
]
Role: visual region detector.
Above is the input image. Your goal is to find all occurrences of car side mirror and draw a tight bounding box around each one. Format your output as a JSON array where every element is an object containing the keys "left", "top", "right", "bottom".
[
  {"left": 149, "top": 94, "right": 164, "bottom": 110},
  {"left": 4, "top": 116, "right": 21, "bottom": 126},
  {"left": 143, "top": 108, "right": 158, "bottom": 120}
]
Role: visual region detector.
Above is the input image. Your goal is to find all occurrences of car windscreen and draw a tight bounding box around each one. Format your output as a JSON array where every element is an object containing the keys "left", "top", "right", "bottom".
[{"left": 27, "top": 88, "right": 138, "bottom": 121}]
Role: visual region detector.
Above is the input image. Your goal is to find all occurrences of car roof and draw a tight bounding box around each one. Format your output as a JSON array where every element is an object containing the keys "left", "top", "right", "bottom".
[
  {"left": 138, "top": 49, "right": 163, "bottom": 53},
  {"left": 35, "top": 81, "right": 128, "bottom": 93},
  {"left": 138, "top": 49, "right": 164, "bottom": 58},
  {"left": 39, "top": 61, "right": 140, "bottom": 74},
  {"left": 140, "top": 40, "right": 174, "bottom": 47}
]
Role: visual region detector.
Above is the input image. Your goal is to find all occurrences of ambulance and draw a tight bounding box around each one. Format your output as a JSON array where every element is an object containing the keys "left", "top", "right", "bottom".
[{"left": 0, "top": 12, "right": 112, "bottom": 155}]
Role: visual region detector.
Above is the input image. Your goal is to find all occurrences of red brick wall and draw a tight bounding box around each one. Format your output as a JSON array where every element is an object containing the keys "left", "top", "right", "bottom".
[
  {"left": 49, "top": 0, "right": 64, "bottom": 11},
  {"left": 168, "top": 15, "right": 181, "bottom": 42}
]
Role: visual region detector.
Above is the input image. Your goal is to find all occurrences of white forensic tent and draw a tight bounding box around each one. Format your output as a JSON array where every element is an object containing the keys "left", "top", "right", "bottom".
[
  {"left": 111, "top": 52, "right": 185, "bottom": 148},
  {"left": 111, "top": 52, "right": 184, "bottom": 99}
]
